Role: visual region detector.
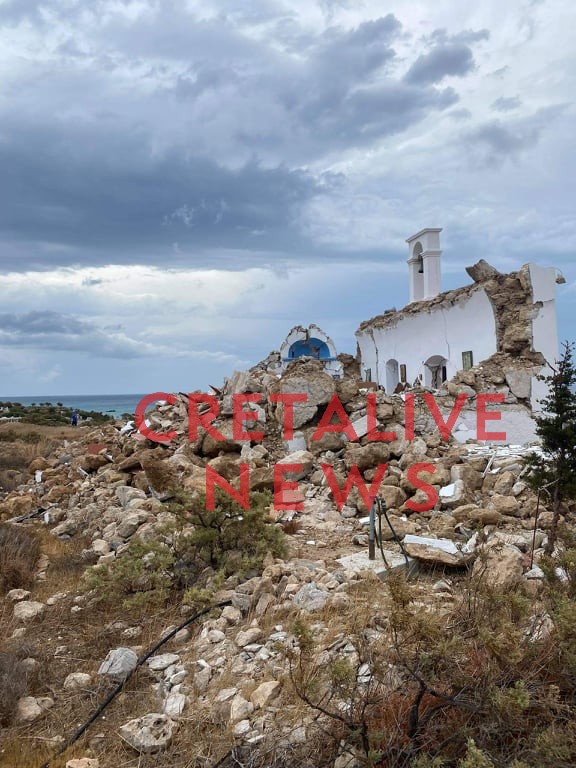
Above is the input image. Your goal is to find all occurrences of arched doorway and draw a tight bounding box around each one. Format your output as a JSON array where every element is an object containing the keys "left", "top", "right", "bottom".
[
  {"left": 385, "top": 359, "right": 399, "bottom": 393},
  {"left": 288, "top": 338, "right": 331, "bottom": 360},
  {"left": 424, "top": 355, "right": 448, "bottom": 388}
]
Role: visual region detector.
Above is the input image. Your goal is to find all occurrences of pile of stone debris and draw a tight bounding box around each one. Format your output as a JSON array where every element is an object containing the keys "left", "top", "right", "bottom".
[{"left": 0, "top": 355, "right": 560, "bottom": 765}]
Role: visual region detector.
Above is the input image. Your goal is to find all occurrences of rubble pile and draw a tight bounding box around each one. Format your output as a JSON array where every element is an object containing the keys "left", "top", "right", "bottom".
[{"left": 0, "top": 352, "right": 562, "bottom": 766}]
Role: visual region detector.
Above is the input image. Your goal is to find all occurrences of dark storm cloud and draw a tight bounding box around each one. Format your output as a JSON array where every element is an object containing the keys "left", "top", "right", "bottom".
[
  {"left": 492, "top": 96, "right": 522, "bottom": 112},
  {"left": 0, "top": 5, "right": 485, "bottom": 270},
  {"left": 0, "top": 116, "right": 320, "bottom": 269},
  {"left": 0, "top": 310, "right": 163, "bottom": 358}
]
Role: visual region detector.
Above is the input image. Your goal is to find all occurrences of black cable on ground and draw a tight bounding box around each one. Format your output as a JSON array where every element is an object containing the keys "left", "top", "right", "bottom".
[{"left": 39, "top": 598, "right": 232, "bottom": 768}]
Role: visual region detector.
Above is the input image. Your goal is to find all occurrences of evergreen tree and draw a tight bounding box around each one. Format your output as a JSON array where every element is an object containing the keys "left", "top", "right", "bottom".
[{"left": 525, "top": 341, "right": 576, "bottom": 553}]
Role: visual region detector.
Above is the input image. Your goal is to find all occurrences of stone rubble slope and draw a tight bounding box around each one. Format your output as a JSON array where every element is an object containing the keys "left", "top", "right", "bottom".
[{"left": 0, "top": 353, "right": 558, "bottom": 764}]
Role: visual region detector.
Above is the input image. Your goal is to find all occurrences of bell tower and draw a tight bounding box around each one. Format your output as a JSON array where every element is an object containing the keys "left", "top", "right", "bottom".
[{"left": 406, "top": 228, "right": 442, "bottom": 303}]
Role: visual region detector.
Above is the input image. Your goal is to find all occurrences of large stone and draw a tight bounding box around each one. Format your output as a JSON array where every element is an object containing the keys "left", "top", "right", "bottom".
[
  {"left": 438, "top": 481, "right": 469, "bottom": 508},
  {"left": 505, "top": 370, "right": 532, "bottom": 400},
  {"left": 472, "top": 541, "right": 524, "bottom": 588},
  {"left": 452, "top": 505, "right": 503, "bottom": 526},
  {"left": 306, "top": 430, "right": 344, "bottom": 454},
  {"left": 450, "top": 464, "right": 483, "bottom": 490},
  {"left": 202, "top": 419, "right": 245, "bottom": 456},
  {"left": 279, "top": 370, "right": 336, "bottom": 407},
  {"left": 378, "top": 486, "right": 408, "bottom": 510},
  {"left": 13, "top": 601, "right": 45, "bottom": 622},
  {"left": 292, "top": 583, "right": 329, "bottom": 612},
  {"left": 98, "top": 647, "right": 138, "bottom": 682},
  {"left": 344, "top": 443, "right": 390, "bottom": 472},
  {"left": 249, "top": 466, "right": 275, "bottom": 491},
  {"left": 16, "top": 697, "right": 43, "bottom": 723},
  {"left": 116, "top": 511, "right": 148, "bottom": 539},
  {"left": 115, "top": 486, "right": 147, "bottom": 508},
  {"left": 208, "top": 455, "right": 241, "bottom": 481},
  {"left": 230, "top": 695, "right": 254, "bottom": 723},
  {"left": 119, "top": 713, "right": 176, "bottom": 754},
  {"left": 402, "top": 535, "right": 475, "bottom": 567},
  {"left": 488, "top": 494, "right": 520, "bottom": 516},
  {"left": 250, "top": 681, "right": 281, "bottom": 709},
  {"left": 465, "top": 259, "right": 501, "bottom": 282},
  {"left": 493, "top": 471, "right": 516, "bottom": 496},
  {"left": 7, "top": 589, "right": 31, "bottom": 602},
  {"left": 336, "top": 550, "right": 417, "bottom": 580},
  {"left": 276, "top": 451, "right": 315, "bottom": 480}
]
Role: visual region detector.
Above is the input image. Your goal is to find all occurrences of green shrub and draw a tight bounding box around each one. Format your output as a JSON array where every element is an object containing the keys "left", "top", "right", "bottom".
[{"left": 85, "top": 489, "right": 285, "bottom": 612}]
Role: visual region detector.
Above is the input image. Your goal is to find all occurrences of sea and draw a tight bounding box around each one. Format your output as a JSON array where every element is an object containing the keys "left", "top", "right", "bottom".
[{"left": 0, "top": 394, "right": 145, "bottom": 419}]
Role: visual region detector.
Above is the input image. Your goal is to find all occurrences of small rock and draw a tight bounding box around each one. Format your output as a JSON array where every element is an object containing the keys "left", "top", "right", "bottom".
[
  {"left": 221, "top": 605, "right": 242, "bottom": 625},
  {"left": 14, "top": 601, "right": 45, "bottom": 622},
  {"left": 250, "top": 681, "right": 281, "bottom": 709},
  {"left": 46, "top": 592, "right": 68, "bottom": 605},
  {"left": 235, "top": 628, "right": 263, "bottom": 648},
  {"left": 98, "top": 647, "right": 138, "bottom": 682},
  {"left": 148, "top": 653, "right": 180, "bottom": 672},
  {"left": 292, "top": 582, "right": 328, "bottom": 612},
  {"left": 230, "top": 695, "right": 254, "bottom": 722},
  {"left": 119, "top": 713, "right": 176, "bottom": 754},
  {"left": 16, "top": 696, "right": 43, "bottom": 723},
  {"left": 64, "top": 672, "right": 92, "bottom": 691},
  {"left": 66, "top": 759, "right": 100, "bottom": 768},
  {"left": 7, "top": 589, "right": 31, "bottom": 602},
  {"left": 163, "top": 692, "right": 187, "bottom": 718},
  {"left": 233, "top": 719, "right": 252, "bottom": 737}
]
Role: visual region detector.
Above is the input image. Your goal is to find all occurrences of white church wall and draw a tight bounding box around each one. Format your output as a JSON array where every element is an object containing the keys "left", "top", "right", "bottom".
[
  {"left": 447, "top": 406, "right": 539, "bottom": 445},
  {"left": 529, "top": 264, "right": 560, "bottom": 411},
  {"left": 357, "top": 288, "right": 497, "bottom": 391}
]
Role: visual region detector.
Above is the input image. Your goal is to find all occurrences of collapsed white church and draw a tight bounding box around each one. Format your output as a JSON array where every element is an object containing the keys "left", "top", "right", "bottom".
[{"left": 355, "top": 228, "right": 563, "bottom": 413}]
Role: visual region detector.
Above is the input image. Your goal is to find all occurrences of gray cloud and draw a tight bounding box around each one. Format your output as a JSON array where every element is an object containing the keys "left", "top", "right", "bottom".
[
  {"left": 0, "top": 7, "right": 469, "bottom": 271},
  {"left": 0, "top": 115, "right": 320, "bottom": 269},
  {"left": 492, "top": 96, "right": 522, "bottom": 112},
  {"left": 0, "top": 311, "right": 158, "bottom": 358},
  {"left": 0, "top": 310, "right": 243, "bottom": 365},
  {"left": 467, "top": 105, "right": 566, "bottom": 164},
  {"left": 405, "top": 43, "right": 477, "bottom": 85}
]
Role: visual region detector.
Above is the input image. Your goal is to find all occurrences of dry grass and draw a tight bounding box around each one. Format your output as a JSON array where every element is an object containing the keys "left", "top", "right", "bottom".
[
  {"left": 0, "top": 524, "right": 41, "bottom": 595},
  {"left": 0, "top": 423, "right": 88, "bottom": 494},
  {"left": 0, "top": 651, "right": 29, "bottom": 726}
]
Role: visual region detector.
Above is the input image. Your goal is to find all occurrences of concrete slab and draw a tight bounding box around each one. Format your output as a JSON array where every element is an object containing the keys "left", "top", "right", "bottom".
[{"left": 336, "top": 550, "right": 418, "bottom": 580}]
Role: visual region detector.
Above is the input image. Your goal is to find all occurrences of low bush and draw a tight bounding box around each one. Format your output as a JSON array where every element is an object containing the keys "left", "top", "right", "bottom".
[
  {"left": 289, "top": 563, "right": 576, "bottom": 768},
  {"left": 84, "top": 490, "right": 285, "bottom": 612}
]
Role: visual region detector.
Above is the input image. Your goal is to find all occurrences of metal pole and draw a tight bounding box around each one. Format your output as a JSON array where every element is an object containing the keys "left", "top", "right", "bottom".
[{"left": 369, "top": 497, "right": 376, "bottom": 560}]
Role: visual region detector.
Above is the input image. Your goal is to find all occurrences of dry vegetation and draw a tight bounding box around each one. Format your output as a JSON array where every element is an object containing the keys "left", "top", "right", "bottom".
[{"left": 0, "top": 424, "right": 84, "bottom": 495}]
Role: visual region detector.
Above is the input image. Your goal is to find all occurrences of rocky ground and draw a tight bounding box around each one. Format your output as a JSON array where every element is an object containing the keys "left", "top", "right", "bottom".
[{"left": 0, "top": 355, "right": 570, "bottom": 768}]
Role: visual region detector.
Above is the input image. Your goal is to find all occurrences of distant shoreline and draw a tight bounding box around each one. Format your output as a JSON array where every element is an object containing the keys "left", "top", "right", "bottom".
[{"left": 0, "top": 394, "right": 145, "bottom": 419}]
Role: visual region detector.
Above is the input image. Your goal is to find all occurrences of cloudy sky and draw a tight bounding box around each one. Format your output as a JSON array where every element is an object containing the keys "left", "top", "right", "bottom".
[{"left": 0, "top": 0, "right": 574, "bottom": 396}]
